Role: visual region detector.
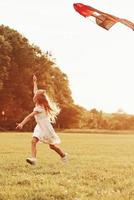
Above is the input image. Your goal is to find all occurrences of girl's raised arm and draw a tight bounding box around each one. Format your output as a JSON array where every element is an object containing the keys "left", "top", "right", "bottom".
[{"left": 33, "top": 75, "right": 38, "bottom": 94}]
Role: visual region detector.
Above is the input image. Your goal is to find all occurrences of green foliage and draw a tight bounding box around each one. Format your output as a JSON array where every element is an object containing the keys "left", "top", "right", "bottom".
[
  {"left": 57, "top": 104, "right": 83, "bottom": 128},
  {"left": 79, "top": 108, "right": 134, "bottom": 130},
  {"left": 0, "top": 25, "right": 73, "bottom": 130}
]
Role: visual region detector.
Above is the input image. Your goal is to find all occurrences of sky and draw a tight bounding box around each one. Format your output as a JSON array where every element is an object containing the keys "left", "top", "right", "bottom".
[{"left": 1, "top": 0, "right": 134, "bottom": 114}]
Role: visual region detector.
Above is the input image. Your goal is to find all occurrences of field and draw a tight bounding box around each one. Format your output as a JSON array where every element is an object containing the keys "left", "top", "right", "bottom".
[{"left": 1, "top": 132, "right": 134, "bottom": 200}]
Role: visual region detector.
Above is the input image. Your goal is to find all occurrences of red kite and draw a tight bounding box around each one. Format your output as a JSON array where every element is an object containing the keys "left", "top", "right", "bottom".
[{"left": 73, "top": 3, "right": 134, "bottom": 30}]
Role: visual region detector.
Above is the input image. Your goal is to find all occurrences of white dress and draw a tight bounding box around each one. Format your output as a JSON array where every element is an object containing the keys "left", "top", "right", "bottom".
[{"left": 33, "top": 105, "right": 61, "bottom": 144}]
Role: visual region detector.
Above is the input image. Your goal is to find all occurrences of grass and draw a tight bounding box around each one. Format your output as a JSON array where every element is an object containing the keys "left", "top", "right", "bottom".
[{"left": 1, "top": 132, "right": 134, "bottom": 200}]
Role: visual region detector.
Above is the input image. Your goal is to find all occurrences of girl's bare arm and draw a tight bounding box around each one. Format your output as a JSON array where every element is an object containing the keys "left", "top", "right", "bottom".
[
  {"left": 33, "top": 75, "right": 38, "bottom": 94},
  {"left": 16, "top": 111, "right": 37, "bottom": 129}
]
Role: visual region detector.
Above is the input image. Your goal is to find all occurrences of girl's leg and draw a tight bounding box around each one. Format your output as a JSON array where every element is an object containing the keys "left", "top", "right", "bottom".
[
  {"left": 31, "top": 137, "right": 39, "bottom": 158},
  {"left": 26, "top": 137, "right": 39, "bottom": 165},
  {"left": 49, "top": 144, "right": 65, "bottom": 157}
]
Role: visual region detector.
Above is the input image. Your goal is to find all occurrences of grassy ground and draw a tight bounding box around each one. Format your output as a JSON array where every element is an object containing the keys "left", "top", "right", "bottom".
[{"left": 1, "top": 132, "right": 134, "bottom": 200}]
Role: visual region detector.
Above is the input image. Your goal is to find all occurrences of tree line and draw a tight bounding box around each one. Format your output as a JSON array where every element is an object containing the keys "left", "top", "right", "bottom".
[{"left": 0, "top": 25, "right": 134, "bottom": 131}]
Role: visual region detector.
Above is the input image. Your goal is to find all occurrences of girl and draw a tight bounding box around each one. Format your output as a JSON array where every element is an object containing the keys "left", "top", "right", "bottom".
[{"left": 16, "top": 75, "right": 68, "bottom": 165}]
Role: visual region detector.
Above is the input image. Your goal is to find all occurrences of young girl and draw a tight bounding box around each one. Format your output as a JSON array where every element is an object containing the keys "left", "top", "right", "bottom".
[{"left": 16, "top": 75, "right": 68, "bottom": 165}]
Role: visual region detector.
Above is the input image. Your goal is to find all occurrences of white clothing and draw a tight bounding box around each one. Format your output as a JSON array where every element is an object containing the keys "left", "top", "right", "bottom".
[{"left": 33, "top": 105, "right": 61, "bottom": 144}]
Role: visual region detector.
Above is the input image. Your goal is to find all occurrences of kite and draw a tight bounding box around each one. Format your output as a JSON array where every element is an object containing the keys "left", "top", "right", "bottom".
[{"left": 73, "top": 3, "right": 134, "bottom": 30}]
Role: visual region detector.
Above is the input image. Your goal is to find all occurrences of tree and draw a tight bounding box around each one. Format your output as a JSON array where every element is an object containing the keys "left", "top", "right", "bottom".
[
  {"left": 56, "top": 104, "right": 83, "bottom": 129},
  {"left": 0, "top": 25, "right": 73, "bottom": 130}
]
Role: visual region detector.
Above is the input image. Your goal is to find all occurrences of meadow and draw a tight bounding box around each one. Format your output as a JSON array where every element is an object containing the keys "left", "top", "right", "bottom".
[{"left": 1, "top": 132, "right": 134, "bottom": 200}]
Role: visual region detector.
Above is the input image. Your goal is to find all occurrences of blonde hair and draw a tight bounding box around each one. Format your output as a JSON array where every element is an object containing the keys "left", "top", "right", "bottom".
[{"left": 35, "top": 89, "right": 60, "bottom": 123}]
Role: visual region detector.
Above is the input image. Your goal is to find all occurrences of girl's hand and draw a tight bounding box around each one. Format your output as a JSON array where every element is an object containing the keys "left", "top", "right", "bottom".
[
  {"left": 16, "top": 123, "right": 23, "bottom": 130},
  {"left": 33, "top": 75, "right": 37, "bottom": 82}
]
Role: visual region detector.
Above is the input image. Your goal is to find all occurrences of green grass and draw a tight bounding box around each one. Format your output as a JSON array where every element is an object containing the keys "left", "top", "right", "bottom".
[{"left": 1, "top": 132, "right": 134, "bottom": 200}]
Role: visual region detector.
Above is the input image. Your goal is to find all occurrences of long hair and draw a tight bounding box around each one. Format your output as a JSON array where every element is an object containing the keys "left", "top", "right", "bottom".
[{"left": 34, "top": 90, "right": 60, "bottom": 123}]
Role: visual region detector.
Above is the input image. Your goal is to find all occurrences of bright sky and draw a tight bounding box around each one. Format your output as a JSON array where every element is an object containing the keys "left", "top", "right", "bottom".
[{"left": 1, "top": 0, "right": 134, "bottom": 114}]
